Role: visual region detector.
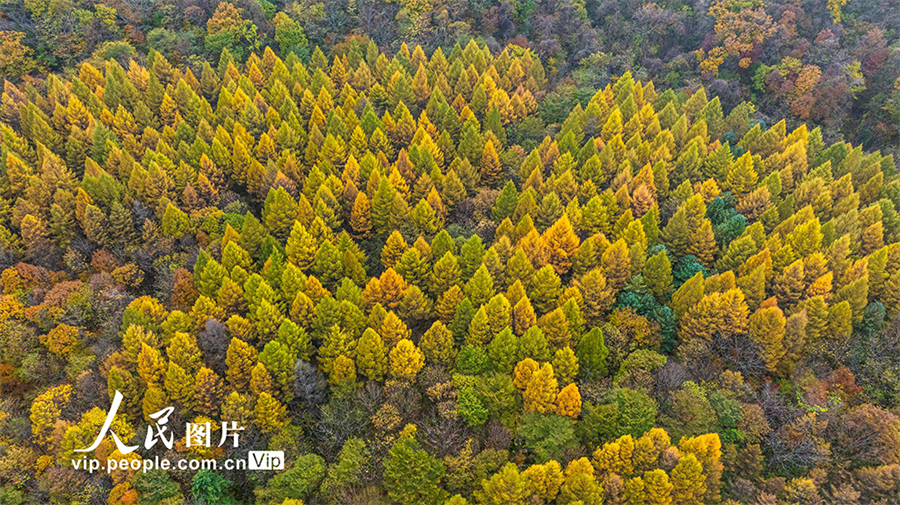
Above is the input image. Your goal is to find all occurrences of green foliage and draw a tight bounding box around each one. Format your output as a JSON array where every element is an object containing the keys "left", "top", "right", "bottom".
[
  {"left": 191, "top": 470, "right": 234, "bottom": 505},
  {"left": 382, "top": 430, "right": 447, "bottom": 505},
  {"left": 3, "top": 32, "right": 900, "bottom": 505},
  {"left": 254, "top": 454, "right": 326, "bottom": 505},
  {"left": 518, "top": 412, "right": 578, "bottom": 462}
]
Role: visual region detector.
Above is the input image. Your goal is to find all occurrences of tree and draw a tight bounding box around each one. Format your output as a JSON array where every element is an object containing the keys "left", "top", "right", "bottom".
[
  {"left": 254, "top": 453, "right": 325, "bottom": 504},
  {"left": 543, "top": 214, "right": 580, "bottom": 275},
  {"left": 273, "top": 12, "right": 308, "bottom": 57},
  {"left": 382, "top": 230, "right": 409, "bottom": 269},
  {"left": 420, "top": 321, "right": 456, "bottom": 366},
  {"left": 576, "top": 269, "right": 615, "bottom": 326},
  {"left": 431, "top": 252, "right": 462, "bottom": 295},
  {"left": 519, "top": 412, "right": 579, "bottom": 463},
  {"left": 40, "top": 324, "right": 79, "bottom": 358},
  {"left": 382, "top": 427, "right": 447, "bottom": 505},
  {"left": 254, "top": 392, "right": 289, "bottom": 434},
  {"left": 480, "top": 139, "right": 502, "bottom": 186},
  {"left": 679, "top": 433, "right": 723, "bottom": 503},
  {"left": 552, "top": 346, "right": 579, "bottom": 385},
  {"left": 161, "top": 203, "right": 190, "bottom": 238},
  {"left": 329, "top": 355, "right": 357, "bottom": 386},
  {"left": 492, "top": 181, "right": 519, "bottom": 222},
  {"left": 556, "top": 384, "right": 582, "bottom": 418},
  {"left": 670, "top": 272, "right": 704, "bottom": 319},
  {"left": 530, "top": 265, "right": 562, "bottom": 314},
  {"left": 259, "top": 341, "right": 296, "bottom": 395},
  {"left": 615, "top": 388, "right": 659, "bottom": 437},
  {"left": 389, "top": 339, "right": 425, "bottom": 381},
  {"left": 726, "top": 152, "right": 758, "bottom": 195},
  {"left": 644, "top": 251, "right": 674, "bottom": 302},
  {"left": 670, "top": 453, "right": 705, "bottom": 505},
  {"left": 518, "top": 326, "right": 552, "bottom": 363},
  {"left": 465, "top": 266, "right": 495, "bottom": 308},
  {"left": 355, "top": 328, "right": 387, "bottom": 381},
  {"left": 30, "top": 385, "right": 72, "bottom": 448},
  {"left": 350, "top": 192, "right": 373, "bottom": 239},
  {"left": 576, "top": 327, "right": 609, "bottom": 378},
  {"left": 263, "top": 187, "right": 298, "bottom": 239},
  {"left": 512, "top": 296, "right": 538, "bottom": 335},
  {"left": 318, "top": 325, "right": 356, "bottom": 377},
  {"left": 524, "top": 363, "right": 559, "bottom": 414},
  {"left": 474, "top": 462, "right": 529, "bottom": 505},
  {"left": 487, "top": 327, "right": 519, "bottom": 374},
  {"left": 206, "top": 2, "right": 259, "bottom": 61},
  {"left": 0, "top": 31, "right": 38, "bottom": 80},
  {"left": 558, "top": 463, "right": 603, "bottom": 505},
  {"left": 137, "top": 343, "right": 166, "bottom": 386},
  {"left": 523, "top": 461, "right": 564, "bottom": 503},
  {"left": 538, "top": 307, "right": 572, "bottom": 349},
  {"left": 193, "top": 368, "right": 225, "bottom": 416},
  {"left": 749, "top": 305, "right": 786, "bottom": 372},
  {"left": 286, "top": 222, "right": 318, "bottom": 269},
  {"left": 191, "top": 469, "right": 233, "bottom": 505}
]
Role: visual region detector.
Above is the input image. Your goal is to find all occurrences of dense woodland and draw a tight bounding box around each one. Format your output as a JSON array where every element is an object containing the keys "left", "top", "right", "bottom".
[
  {"left": 0, "top": 0, "right": 899, "bottom": 155},
  {"left": 1, "top": 8, "right": 900, "bottom": 505}
]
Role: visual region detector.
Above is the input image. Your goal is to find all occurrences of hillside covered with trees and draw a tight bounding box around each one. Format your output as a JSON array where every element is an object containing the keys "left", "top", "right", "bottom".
[
  {"left": 1, "top": 13, "right": 900, "bottom": 505},
  {"left": 1, "top": 0, "right": 898, "bottom": 155}
]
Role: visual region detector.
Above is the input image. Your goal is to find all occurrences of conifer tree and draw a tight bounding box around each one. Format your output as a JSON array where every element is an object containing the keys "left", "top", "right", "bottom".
[
  {"left": 552, "top": 346, "right": 579, "bottom": 385},
  {"left": 193, "top": 367, "right": 225, "bottom": 416},
  {"left": 670, "top": 453, "right": 705, "bottom": 505},
  {"left": 474, "top": 463, "right": 529, "bottom": 505},
  {"left": 420, "top": 320, "right": 456, "bottom": 366},
  {"left": 254, "top": 392, "right": 289, "bottom": 434},
  {"left": 431, "top": 252, "right": 462, "bottom": 295},
  {"left": 355, "top": 328, "right": 387, "bottom": 381},
  {"left": 286, "top": 221, "right": 318, "bottom": 270},
  {"left": 319, "top": 325, "right": 356, "bottom": 376},
  {"left": 350, "top": 192, "right": 373, "bottom": 239},
  {"left": 543, "top": 214, "right": 580, "bottom": 274},
  {"left": 137, "top": 343, "right": 166, "bottom": 386},
  {"left": 466, "top": 307, "right": 492, "bottom": 348},
  {"left": 512, "top": 296, "right": 538, "bottom": 335},
  {"left": 556, "top": 383, "right": 582, "bottom": 418},
  {"left": 644, "top": 250, "right": 674, "bottom": 302},
  {"left": 387, "top": 339, "right": 424, "bottom": 382},
  {"left": 523, "top": 362, "right": 559, "bottom": 414},
  {"left": 575, "top": 329, "right": 608, "bottom": 381},
  {"left": 484, "top": 294, "right": 511, "bottom": 334},
  {"left": 518, "top": 326, "right": 552, "bottom": 362},
  {"left": 492, "top": 181, "right": 519, "bottom": 222},
  {"left": 576, "top": 269, "right": 615, "bottom": 326},
  {"left": 382, "top": 230, "right": 409, "bottom": 269},
  {"left": 250, "top": 362, "right": 278, "bottom": 397},
  {"left": 165, "top": 362, "right": 195, "bottom": 410},
  {"left": 749, "top": 305, "right": 787, "bottom": 372},
  {"left": 643, "top": 469, "right": 674, "bottom": 505},
  {"left": 465, "top": 265, "right": 495, "bottom": 307},
  {"left": 487, "top": 327, "right": 519, "bottom": 374},
  {"left": 529, "top": 265, "right": 562, "bottom": 314},
  {"left": 523, "top": 461, "right": 564, "bottom": 503},
  {"left": 513, "top": 358, "right": 541, "bottom": 392},
  {"left": 480, "top": 139, "right": 502, "bottom": 186},
  {"left": 382, "top": 426, "right": 447, "bottom": 505}
]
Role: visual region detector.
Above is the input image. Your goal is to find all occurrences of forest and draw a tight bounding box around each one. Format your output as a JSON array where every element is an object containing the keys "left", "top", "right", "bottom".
[{"left": 1, "top": 1, "right": 900, "bottom": 505}]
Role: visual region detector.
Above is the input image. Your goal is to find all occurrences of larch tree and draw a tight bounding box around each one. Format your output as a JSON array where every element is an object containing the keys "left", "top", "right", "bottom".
[
  {"left": 389, "top": 339, "right": 425, "bottom": 381},
  {"left": 523, "top": 362, "right": 559, "bottom": 414},
  {"left": 419, "top": 320, "right": 456, "bottom": 367},
  {"left": 355, "top": 328, "right": 387, "bottom": 381},
  {"left": 749, "top": 305, "right": 787, "bottom": 372}
]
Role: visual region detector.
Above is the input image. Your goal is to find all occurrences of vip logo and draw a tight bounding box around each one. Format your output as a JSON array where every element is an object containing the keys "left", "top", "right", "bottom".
[{"left": 247, "top": 451, "right": 285, "bottom": 470}]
